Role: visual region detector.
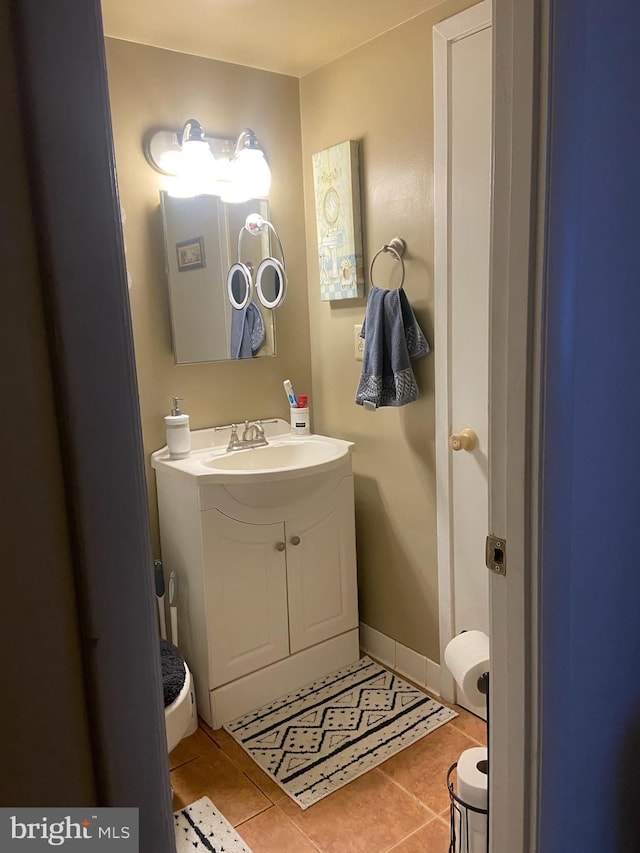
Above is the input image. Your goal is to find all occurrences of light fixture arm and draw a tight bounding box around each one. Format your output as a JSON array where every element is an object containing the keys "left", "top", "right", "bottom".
[
  {"left": 235, "top": 128, "right": 261, "bottom": 155},
  {"left": 179, "top": 119, "right": 206, "bottom": 146}
]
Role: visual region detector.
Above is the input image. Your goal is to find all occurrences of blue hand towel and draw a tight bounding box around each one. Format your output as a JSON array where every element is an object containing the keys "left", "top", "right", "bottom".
[
  {"left": 355, "top": 286, "right": 430, "bottom": 408},
  {"left": 230, "top": 300, "right": 266, "bottom": 359}
]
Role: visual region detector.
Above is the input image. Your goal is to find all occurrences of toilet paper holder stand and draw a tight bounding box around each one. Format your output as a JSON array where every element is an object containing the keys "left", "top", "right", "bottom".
[
  {"left": 446, "top": 671, "right": 489, "bottom": 853},
  {"left": 476, "top": 671, "right": 489, "bottom": 776}
]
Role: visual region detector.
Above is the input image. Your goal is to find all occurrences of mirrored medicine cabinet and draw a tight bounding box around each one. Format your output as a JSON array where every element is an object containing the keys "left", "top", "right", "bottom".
[{"left": 160, "top": 193, "right": 276, "bottom": 364}]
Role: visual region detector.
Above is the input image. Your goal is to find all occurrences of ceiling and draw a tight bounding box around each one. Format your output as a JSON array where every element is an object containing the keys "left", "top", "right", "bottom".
[{"left": 101, "top": 0, "right": 441, "bottom": 78}]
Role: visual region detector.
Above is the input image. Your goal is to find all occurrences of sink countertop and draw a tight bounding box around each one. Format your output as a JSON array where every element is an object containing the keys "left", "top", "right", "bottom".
[{"left": 151, "top": 418, "right": 354, "bottom": 484}]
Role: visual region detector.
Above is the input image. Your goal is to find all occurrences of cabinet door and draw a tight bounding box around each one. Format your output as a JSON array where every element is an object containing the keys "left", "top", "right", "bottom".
[
  {"left": 286, "top": 476, "right": 358, "bottom": 654},
  {"left": 203, "top": 510, "right": 289, "bottom": 687}
]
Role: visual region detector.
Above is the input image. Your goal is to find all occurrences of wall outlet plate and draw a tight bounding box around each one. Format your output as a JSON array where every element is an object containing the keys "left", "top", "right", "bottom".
[{"left": 354, "top": 325, "right": 364, "bottom": 361}]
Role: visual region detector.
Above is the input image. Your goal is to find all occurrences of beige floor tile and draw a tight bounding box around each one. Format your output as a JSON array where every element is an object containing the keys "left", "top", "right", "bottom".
[
  {"left": 169, "top": 727, "right": 217, "bottom": 770},
  {"left": 236, "top": 806, "right": 319, "bottom": 853},
  {"left": 218, "top": 735, "right": 287, "bottom": 803},
  {"left": 278, "top": 768, "right": 434, "bottom": 853},
  {"left": 448, "top": 707, "right": 487, "bottom": 745},
  {"left": 386, "top": 817, "right": 450, "bottom": 852},
  {"left": 184, "top": 688, "right": 479, "bottom": 850},
  {"left": 198, "top": 716, "right": 233, "bottom": 747},
  {"left": 379, "top": 725, "right": 476, "bottom": 814},
  {"left": 170, "top": 748, "right": 271, "bottom": 825}
]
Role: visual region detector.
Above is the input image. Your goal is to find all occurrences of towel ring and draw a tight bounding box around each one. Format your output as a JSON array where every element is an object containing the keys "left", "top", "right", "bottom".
[{"left": 369, "top": 237, "right": 406, "bottom": 289}]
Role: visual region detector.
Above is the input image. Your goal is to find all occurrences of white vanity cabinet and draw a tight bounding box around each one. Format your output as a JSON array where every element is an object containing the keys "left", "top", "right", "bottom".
[
  {"left": 153, "top": 427, "right": 359, "bottom": 729},
  {"left": 203, "top": 474, "right": 358, "bottom": 691},
  {"left": 203, "top": 512, "right": 290, "bottom": 686},
  {"left": 285, "top": 476, "right": 358, "bottom": 653}
]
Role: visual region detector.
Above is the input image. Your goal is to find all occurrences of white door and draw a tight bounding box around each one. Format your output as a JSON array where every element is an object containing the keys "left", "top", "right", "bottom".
[
  {"left": 286, "top": 476, "right": 358, "bottom": 654},
  {"left": 434, "top": 2, "right": 492, "bottom": 717},
  {"left": 203, "top": 511, "right": 290, "bottom": 687}
]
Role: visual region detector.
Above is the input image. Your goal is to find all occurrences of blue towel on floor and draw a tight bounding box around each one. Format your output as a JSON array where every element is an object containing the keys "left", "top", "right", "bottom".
[
  {"left": 355, "top": 286, "right": 430, "bottom": 409},
  {"left": 230, "top": 300, "right": 265, "bottom": 359}
]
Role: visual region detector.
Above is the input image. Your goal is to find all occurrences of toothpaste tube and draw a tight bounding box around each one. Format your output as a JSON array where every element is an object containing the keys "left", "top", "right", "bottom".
[{"left": 283, "top": 379, "right": 298, "bottom": 407}]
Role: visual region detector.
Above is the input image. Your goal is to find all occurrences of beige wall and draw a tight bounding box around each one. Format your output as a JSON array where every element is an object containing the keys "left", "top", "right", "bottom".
[
  {"left": 300, "top": 1, "right": 475, "bottom": 661},
  {"left": 105, "top": 40, "right": 312, "bottom": 553},
  {"left": 106, "top": 1, "right": 475, "bottom": 662}
]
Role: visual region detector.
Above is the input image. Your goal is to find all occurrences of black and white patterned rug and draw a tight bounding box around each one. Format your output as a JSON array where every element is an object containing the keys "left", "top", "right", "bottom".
[
  {"left": 174, "top": 797, "right": 253, "bottom": 852},
  {"left": 224, "top": 656, "right": 457, "bottom": 809}
]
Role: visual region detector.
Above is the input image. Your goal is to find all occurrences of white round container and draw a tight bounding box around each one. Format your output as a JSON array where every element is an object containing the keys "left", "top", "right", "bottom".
[
  {"left": 165, "top": 664, "right": 197, "bottom": 753},
  {"left": 165, "top": 414, "right": 191, "bottom": 459},
  {"left": 290, "top": 407, "right": 310, "bottom": 436}
]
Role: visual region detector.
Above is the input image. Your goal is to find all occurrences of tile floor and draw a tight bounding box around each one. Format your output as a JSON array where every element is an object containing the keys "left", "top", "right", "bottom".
[{"left": 170, "top": 685, "right": 486, "bottom": 853}]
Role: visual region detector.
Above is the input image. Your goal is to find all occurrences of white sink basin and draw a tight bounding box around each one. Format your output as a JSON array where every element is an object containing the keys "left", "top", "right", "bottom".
[
  {"left": 203, "top": 438, "right": 342, "bottom": 473},
  {"left": 151, "top": 419, "right": 354, "bottom": 485}
]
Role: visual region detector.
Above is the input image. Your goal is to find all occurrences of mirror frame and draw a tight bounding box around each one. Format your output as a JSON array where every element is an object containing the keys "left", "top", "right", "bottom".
[
  {"left": 227, "top": 261, "right": 253, "bottom": 310},
  {"left": 159, "top": 193, "right": 275, "bottom": 363},
  {"left": 255, "top": 256, "right": 287, "bottom": 309}
]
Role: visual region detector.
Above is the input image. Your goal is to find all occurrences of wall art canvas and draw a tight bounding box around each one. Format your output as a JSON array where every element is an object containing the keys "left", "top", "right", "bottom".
[{"left": 312, "top": 140, "right": 364, "bottom": 300}]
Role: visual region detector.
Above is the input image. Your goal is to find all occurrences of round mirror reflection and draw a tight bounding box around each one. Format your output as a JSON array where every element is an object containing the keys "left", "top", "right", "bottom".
[
  {"left": 256, "top": 258, "right": 286, "bottom": 309},
  {"left": 227, "top": 262, "right": 252, "bottom": 310}
]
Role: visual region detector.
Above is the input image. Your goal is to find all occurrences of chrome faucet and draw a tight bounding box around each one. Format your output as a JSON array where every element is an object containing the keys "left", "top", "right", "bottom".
[
  {"left": 242, "top": 420, "right": 267, "bottom": 445},
  {"left": 226, "top": 420, "right": 269, "bottom": 452}
]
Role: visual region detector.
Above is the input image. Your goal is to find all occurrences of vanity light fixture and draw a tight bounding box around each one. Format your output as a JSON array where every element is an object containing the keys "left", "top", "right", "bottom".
[
  {"left": 220, "top": 129, "right": 272, "bottom": 204},
  {"left": 179, "top": 120, "right": 216, "bottom": 173},
  {"left": 144, "top": 121, "right": 271, "bottom": 201}
]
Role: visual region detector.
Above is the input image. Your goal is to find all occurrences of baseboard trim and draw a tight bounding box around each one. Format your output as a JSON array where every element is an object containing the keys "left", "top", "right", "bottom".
[
  {"left": 359, "top": 623, "right": 440, "bottom": 696},
  {"left": 208, "top": 630, "right": 360, "bottom": 728}
]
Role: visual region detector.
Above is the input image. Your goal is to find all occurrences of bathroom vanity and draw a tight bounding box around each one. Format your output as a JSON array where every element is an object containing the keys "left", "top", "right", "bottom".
[{"left": 151, "top": 420, "right": 359, "bottom": 728}]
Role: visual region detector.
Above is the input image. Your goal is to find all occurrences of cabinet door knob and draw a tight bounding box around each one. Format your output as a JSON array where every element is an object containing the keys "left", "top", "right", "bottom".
[
  {"left": 275, "top": 541, "right": 286, "bottom": 552},
  {"left": 290, "top": 536, "right": 301, "bottom": 546}
]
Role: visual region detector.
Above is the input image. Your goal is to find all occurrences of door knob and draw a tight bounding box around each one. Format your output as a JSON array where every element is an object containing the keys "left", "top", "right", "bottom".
[
  {"left": 290, "top": 536, "right": 301, "bottom": 546},
  {"left": 449, "top": 428, "right": 478, "bottom": 452},
  {"left": 275, "top": 541, "right": 286, "bottom": 552}
]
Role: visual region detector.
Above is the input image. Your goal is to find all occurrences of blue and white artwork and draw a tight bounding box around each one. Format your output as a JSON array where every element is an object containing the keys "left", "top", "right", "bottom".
[{"left": 312, "top": 140, "right": 364, "bottom": 301}]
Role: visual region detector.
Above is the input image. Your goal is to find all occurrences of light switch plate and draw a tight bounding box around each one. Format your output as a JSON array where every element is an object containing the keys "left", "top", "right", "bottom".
[{"left": 354, "top": 325, "right": 364, "bottom": 361}]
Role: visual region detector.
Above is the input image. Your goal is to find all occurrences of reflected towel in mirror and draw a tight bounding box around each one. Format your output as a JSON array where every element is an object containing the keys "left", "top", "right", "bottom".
[{"left": 230, "top": 299, "right": 265, "bottom": 358}]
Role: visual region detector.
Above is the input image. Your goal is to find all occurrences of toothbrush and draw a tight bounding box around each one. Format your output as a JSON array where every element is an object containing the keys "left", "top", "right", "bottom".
[{"left": 283, "top": 379, "right": 298, "bottom": 407}]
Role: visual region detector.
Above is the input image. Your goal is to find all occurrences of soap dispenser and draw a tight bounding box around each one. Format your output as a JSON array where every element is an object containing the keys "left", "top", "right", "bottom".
[{"left": 165, "top": 397, "right": 190, "bottom": 459}]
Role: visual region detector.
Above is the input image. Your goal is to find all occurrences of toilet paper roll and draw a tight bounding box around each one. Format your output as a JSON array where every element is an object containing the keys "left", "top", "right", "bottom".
[
  {"left": 444, "top": 630, "right": 490, "bottom": 707},
  {"left": 457, "top": 746, "right": 488, "bottom": 810},
  {"left": 456, "top": 747, "right": 488, "bottom": 853}
]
